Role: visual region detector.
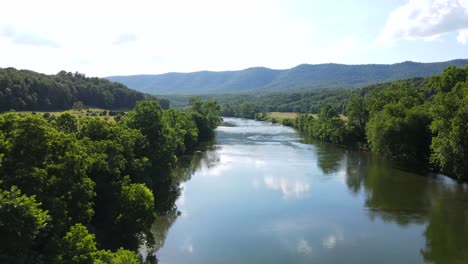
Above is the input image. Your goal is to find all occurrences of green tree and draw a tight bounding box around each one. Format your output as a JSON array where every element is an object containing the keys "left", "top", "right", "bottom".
[
  {"left": 345, "top": 96, "right": 369, "bottom": 142},
  {"left": 54, "top": 112, "right": 79, "bottom": 134},
  {"left": 94, "top": 248, "right": 140, "bottom": 264},
  {"left": 429, "top": 66, "right": 468, "bottom": 180},
  {"left": 57, "top": 224, "right": 140, "bottom": 264},
  {"left": 58, "top": 223, "right": 97, "bottom": 264},
  {"left": 115, "top": 179, "right": 156, "bottom": 249},
  {"left": 0, "top": 113, "right": 95, "bottom": 242},
  {"left": 72, "top": 101, "right": 85, "bottom": 112},
  {"left": 0, "top": 186, "right": 50, "bottom": 264},
  {"left": 366, "top": 104, "right": 431, "bottom": 162},
  {"left": 162, "top": 109, "right": 198, "bottom": 155},
  {"left": 188, "top": 96, "right": 221, "bottom": 140}
]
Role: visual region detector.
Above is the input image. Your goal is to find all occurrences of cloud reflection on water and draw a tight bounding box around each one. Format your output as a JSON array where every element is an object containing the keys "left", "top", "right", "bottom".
[
  {"left": 297, "top": 239, "right": 313, "bottom": 255},
  {"left": 263, "top": 176, "right": 310, "bottom": 199}
]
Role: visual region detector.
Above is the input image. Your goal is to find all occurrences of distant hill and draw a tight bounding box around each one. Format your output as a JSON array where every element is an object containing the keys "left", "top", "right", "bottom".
[
  {"left": 107, "top": 59, "right": 468, "bottom": 94},
  {"left": 0, "top": 68, "right": 168, "bottom": 112}
]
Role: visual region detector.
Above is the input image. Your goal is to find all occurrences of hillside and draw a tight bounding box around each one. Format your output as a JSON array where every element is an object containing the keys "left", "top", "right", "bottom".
[
  {"left": 0, "top": 68, "right": 168, "bottom": 112},
  {"left": 107, "top": 59, "right": 468, "bottom": 94}
]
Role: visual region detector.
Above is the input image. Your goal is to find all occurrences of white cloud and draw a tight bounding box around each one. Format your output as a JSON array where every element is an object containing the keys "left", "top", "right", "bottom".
[
  {"left": 326, "top": 15, "right": 345, "bottom": 24},
  {"left": 113, "top": 33, "right": 138, "bottom": 45},
  {"left": 377, "top": 0, "right": 468, "bottom": 44},
  {"left": 457, "top": 28, "right": 468, "bottom": 44},
  {"left": 0, "top": 0, "right": 321, "bottom": 76},
  {"left": 1, "top": 25, "right": 59, "bottom": 48}
]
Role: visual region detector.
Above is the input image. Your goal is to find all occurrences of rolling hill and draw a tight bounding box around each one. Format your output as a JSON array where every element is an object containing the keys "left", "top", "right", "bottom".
[
  {"left": 107, "top": 59, "right": 468, "bottom": 94},
  {"left": 0, "top": 68, "right": 169, "bottom": 112}
]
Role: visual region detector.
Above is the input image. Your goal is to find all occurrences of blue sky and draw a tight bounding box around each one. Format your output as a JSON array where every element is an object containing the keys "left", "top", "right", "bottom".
[{"left": 1, "top": 0, "right": 468, "bottom": 76}]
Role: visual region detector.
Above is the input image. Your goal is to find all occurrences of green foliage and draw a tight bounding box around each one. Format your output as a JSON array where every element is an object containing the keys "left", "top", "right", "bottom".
[
  {"left": 291, "top": 66, "right": 467, "bottom": 180},
  {"left": 366, "top": 104, "right": 431, "bottom": 162},
  {"left": 123, "top": 101, "right": 177, "bottom": 183},
  {"left": 188, "top": 97, "right": 221, "bottom": 140},
  {"left": 345, "top": 96, "right": 368, "bottom": 142},
  {"left": 162, "top": 109, "right": 198, "bottom": 155},
  {"left": 94, "top": 248, "right": 140, "bottom": 264},
  {"left": 294, "top": 105, "right": 348, "bottom": 145},
  {"left": 57, "top": 224, "right": 140, "bottom": 264},
  {"left": 365, "top": 82, "right": 432, "bottom": 162},
  {"left": 0, "top": 113, "right": 95, "bottom": 230},
  {"left": 429, "top": 66, "right": 468, "bottom": 180},
  {"left": 115, "top": 179, "right": 156, "bottom": 248},
  {"left": 54, "top": 112, "right": 79, "bottom": 134},
  {"left": 72, "top": 101, "right": 85, "bottom": 111},
  {"left": 0, "top": 99, "right": 220, "bottom": 262},
  {"left": 58, "top": 224, "right": 97, "bottom": 264},
  {"left": 0, "top": 68, "right": 166, "bottom": 112},
  {"left": 282, "top": 118, "right": 294, "bottom": 126},
  {"left": 0, "top": 186, "right": 49, "bottom": 264}
]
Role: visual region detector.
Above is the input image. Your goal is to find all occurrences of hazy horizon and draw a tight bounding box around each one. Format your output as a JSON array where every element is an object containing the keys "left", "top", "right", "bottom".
[{"left": 1, "top": 0, "right": 468, "bottom": 77}]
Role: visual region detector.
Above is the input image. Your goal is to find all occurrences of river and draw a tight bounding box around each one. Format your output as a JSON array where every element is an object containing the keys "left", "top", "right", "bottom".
[{"left": 147, "top": 118, "right": 468, "bottom": 264}]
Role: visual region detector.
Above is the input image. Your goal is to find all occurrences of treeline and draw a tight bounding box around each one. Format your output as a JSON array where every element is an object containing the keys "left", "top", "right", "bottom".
[
  {"left": 0, "top": 97, "right": 221, "bottom": 263},
  {"left": 212, "top": 78, "right": 427, "bottom": 118},
  {"left": 268, "top": 66, "right": 467, "bottom": 181},
  {"left": 0, "top": 68, "right": 169, "bottom": 112}
]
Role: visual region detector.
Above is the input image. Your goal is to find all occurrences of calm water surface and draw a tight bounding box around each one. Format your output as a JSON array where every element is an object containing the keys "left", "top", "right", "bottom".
[{"left": 148, "top": 118, "right": 468, "bottom": 264}]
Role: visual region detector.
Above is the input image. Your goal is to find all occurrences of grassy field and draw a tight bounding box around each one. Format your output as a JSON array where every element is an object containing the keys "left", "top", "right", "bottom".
[{"left": 15, "top": 108, "right": 129, "bottom": 122}]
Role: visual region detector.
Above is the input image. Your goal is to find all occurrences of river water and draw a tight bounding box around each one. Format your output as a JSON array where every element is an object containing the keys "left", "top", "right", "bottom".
[{"left": 149, "top": 118, "right": 468, "bottom": 264}]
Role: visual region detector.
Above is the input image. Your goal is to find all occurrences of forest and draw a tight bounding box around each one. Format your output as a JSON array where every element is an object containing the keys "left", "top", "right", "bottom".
[
  {"left": 0, "top": 68, "right": 169, "bottom": 112},
  {"left": 256, "top": 66, "right": 468, "bottom": 181},
  {"left": 0, "top": 97, "right": 221, "bottom": 263},
  {"left": 212, "top": 78, "right": 428, "bottom": 118}
]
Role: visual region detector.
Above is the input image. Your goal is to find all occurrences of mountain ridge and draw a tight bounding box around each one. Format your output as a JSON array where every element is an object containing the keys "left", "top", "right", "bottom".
[{"left": 107, "top": 59, "right": 468, "bottom": 94}]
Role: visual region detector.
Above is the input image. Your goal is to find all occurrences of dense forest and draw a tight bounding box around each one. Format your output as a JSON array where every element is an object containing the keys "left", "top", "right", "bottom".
[
  {"left": 0, "top": 97, "right": 221, "bottom": 263},
  {"left": 256, "top": 66, "right": 467, "bottom": 181},
  {"left": 0, "top": 68, "right": 169, "bottom": 112},
  {"left": 211, "top": 78, "right": 426, "bottom": 118},
  {"left": 107, "top": 59, "right": 468, "bottom": 94}
]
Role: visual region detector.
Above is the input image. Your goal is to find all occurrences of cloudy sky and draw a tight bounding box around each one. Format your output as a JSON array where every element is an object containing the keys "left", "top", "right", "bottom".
[{"left": 1, "top": 0, "right": 468, "bottom": 76}]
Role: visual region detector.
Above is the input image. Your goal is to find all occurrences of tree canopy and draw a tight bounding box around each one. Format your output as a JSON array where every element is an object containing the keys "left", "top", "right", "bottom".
[
  {"left": 0, "top": 97, "right": 221, "bottom": 263},
  {"left": 0, "top": 68, "right": 169, "bottom": 112}
]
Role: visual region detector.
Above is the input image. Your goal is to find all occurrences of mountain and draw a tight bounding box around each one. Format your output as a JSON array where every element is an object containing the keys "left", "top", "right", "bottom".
[
  {"left": 0, "top": 68, "right": 168, "bottom": 112},
  {"left": 107, "top": 59, "right": 468, "bottom": 94}
]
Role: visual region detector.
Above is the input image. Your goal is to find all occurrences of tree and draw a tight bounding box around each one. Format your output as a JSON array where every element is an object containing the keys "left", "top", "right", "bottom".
[
  {"left": 115, "top": 179, "right": 156, "bottom": 249},
  {"left": 366, "top": 103, "right": 431, "bottom": 162},
  {"left": 345, "top": 96, "right": 369, "bottom": 142},
  {"left": 429, "top": 66, "right": 468, "bottom": 180},
  {"left": 188, "top": 97, "right": 221, "bottom": 140},
  {"left": 0, "top": 186, "right": 50, "bottom": 264},
  {"left": 162, "top": 109, "right": 198, "bottom": 155},
  {"left": 58, "top": 224, "right": 97, "bottom": 264},
  {"left": 72, "top": 101, "right": 85, "bottom": 112},
  {"left": 54, "top": 112, "right": 79, "bottom": 133},
  {"left": 0, "top": 113, "right": 95, "bottom": 240},
  {"left": 57, "top": 224, "right": 140, "bottom": 264},
  {"left": 94, "top": 248, "right": 140, "bottom": 264}
]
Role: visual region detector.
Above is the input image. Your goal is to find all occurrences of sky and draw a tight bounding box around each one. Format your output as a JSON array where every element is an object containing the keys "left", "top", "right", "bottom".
[{"left": 1, "top": 0, "right": 468, "bottom": 77}]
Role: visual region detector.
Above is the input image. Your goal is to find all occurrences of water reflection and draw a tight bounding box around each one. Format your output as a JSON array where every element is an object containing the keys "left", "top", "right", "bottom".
[
  {"left": 151, "top": 118, "right": 468, "bottom": 264},
  {"left": 142, "top": 140, "right": 220, "bottom": 260},
  {"left": 263, "top": 176, "right": 310, "bottom": 199},
  {"left": 421, "top": 184, "right": 468, "bottom": 263},
  {"left": 297, "top": 239, "right": 313, "bottom": 255},
  {"left": 338, "top": 147, "right": 468, "bottom": 263},
  {"left": 344, "top": 153, "right": 369, "bottom": 194}
]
